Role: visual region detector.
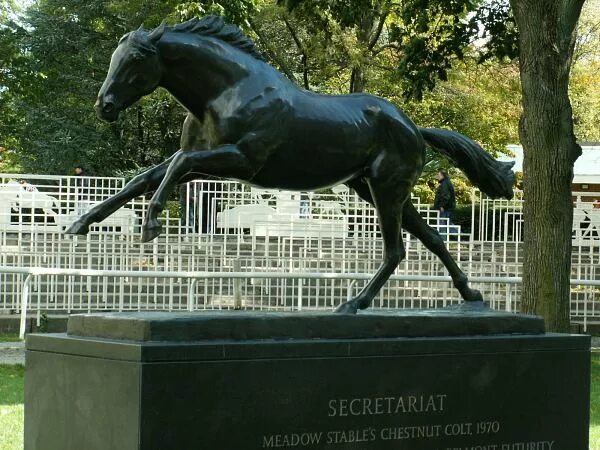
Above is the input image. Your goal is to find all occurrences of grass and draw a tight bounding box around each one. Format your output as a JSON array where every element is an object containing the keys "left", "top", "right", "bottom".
[
  {"left": 0, "top": 365, "right": 24, "bottom": 450},
  {"left": 0, "top": 335, "right": 21, "bottom": 343},
  {"left": 1, "top": 357, "right": 600, "bottom": 449},
  {"left": 591, "top": 355, "right": 600, "bottom": 449}
]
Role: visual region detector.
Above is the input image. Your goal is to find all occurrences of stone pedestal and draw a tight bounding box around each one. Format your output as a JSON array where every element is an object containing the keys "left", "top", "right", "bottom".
[{"left": 25, "top": 310, "right": 590, "bottom": 450}]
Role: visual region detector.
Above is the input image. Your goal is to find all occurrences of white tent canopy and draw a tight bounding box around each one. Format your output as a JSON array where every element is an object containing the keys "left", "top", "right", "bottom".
[{"left": 502, "top": 144, "right": 600, "bottom": 184}]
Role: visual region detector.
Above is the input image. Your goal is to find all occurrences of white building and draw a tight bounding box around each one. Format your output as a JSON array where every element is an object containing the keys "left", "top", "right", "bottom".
[{"left": 503, "top": 143, "right": 600, "bottom": 200}]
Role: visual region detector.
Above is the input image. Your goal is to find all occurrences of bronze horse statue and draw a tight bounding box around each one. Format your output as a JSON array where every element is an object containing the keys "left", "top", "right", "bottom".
[{"left": 66, "top": 16, "right": 515, "bottom": 314}]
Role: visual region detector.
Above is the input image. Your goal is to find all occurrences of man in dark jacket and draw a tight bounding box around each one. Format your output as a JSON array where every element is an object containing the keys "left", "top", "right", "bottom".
[
  {"left": 179, "top": 182, "right": 197, "bottom": 233},
  {"left": 433, "top": 170, "right": 455, "bottom": 220},
  {"left": 74, "top": 165, "right": 91, "bottom": 216}
]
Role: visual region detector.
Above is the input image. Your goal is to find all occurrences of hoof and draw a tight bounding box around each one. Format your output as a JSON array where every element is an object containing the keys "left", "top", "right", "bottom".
[
  {"left": 141, "top": 221, "right": 163, "bottom": 242},
  {"left": 64, "top": 220, "right": 90, "bottom": 235},
  {"left": 465, "top": 289, "right": 484, "bottom": 303},
  {"left": 445, "top": 300, "right": 488, "bottom": 312},
  {"left": 334, "top": 301, "right": 359, "bottom": 314}
]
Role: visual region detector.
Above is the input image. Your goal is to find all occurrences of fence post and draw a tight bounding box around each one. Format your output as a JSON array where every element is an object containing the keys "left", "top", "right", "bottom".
[
  {"left": 346, "top": 280, "right": 357, "bottom": 302},
  {"left": 188, "top": 278, "right": 198, "bottom": 312},
  {"left": 297, "top": 278, "right": 303, "bottom": 311},
  {"left": 19, "top": 274, "right": 34, "bottom": 340},
  {"left": 584, "top": 285, "right": 588, "bottom": 333},
  {"left": 233, "top": 259, "right": 242, "bottom": 310}
]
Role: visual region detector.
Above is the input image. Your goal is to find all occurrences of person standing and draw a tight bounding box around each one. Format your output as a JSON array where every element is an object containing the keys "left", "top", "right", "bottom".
[
  {"left": 179, "top": 182, "right": 197, "bottom": 233},
  {"left": 74, "top": 165, "right": 90, "bottom": 217},
  {"left": 433, "top": 171, "right": 456, "bottom": 240}
]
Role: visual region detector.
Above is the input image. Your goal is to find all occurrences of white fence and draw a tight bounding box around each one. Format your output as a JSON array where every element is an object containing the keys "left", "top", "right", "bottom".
[{"left": 1, "top": 172, "right": 599, "bottom": 327}]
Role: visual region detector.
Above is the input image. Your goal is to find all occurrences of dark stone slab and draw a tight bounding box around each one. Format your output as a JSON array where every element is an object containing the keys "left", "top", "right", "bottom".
[
  {"left": 25, "top": 312, "right": 589, "bottom": 450},
  {"left": 26, "top": 331, "right": 586, "bottom": 363},
  {"left": 67, "top": 306, "right": 545, "bottom": 342}
]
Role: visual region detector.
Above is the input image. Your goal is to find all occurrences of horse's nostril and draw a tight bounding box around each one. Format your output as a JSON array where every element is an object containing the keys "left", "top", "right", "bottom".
[{"left": 103, "top": 103, "right": 115, "bottom": 114}]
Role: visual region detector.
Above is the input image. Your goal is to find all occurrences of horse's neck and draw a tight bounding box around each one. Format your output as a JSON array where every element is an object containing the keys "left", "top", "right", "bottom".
[{"left": 157, "top": 33, "right": 250, "bottom": 117}]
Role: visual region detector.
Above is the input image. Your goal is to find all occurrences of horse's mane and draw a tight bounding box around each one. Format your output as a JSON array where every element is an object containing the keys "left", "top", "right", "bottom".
[{"left": 170, "top": 16, "right": 265, "bottom": 62}]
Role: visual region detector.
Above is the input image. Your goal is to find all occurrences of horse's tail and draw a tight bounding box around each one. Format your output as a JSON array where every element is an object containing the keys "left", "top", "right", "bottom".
[{"left": 419, "top": 127, "right": 516, "bottom": 199}]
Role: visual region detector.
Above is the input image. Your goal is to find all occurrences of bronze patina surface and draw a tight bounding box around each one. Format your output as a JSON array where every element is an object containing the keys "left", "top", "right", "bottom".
[{"left": 66, "top": 16, "right": 515, "bottom": 313}]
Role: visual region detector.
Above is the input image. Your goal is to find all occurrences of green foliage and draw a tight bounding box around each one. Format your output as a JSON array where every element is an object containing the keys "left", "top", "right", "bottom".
[
  {"left": 451, "top": 205, "right": 475, "bottom": 232},
  {"left": 412, "top": 171, "right": 473, "bottom": 207},
  {"left": 591, "top": 354, "right": 600, "bottom": 448},
  {"left": 255, "top": 0, "right": 528, "bottom": 201},
  {"left": 0, "top": 364, "right": 24, "bottom": 405},
  {"left": 471, "top": 1, "right": 519, "bottom": 62},
  {"left": 0, "top": 335, "right": 20, "bottom": 342},
  {"left": 0, "top": 0, "right": 597, "bottom": 178},
  {"left": 0, "top": 2, "right": 26, "bottom": 172},
  {"left": 0, "top": 0, "right": 186, "bottom": 175},
  {"left": 0, "top": 0, "right": 269, "bottom": 176},
  {"left": 162, "top": 200, "right": 182, "bottom": 219},
  {"left": 399, "top": 59, "right": 520, "bottom": 204},
  {"left": 0, "top": 364, "right": 24, "bottom": 450},
  {"left": 273, "top": 0, "right": 482, "bottom": 98},
  {"left": 570, "top": 2, "right": 600, "bottom": 142},
  {"left": 175, "top": 1, "right": 259, "bottom": 24},
  {"left": 404, "top": 59, "right": 521, "bottom": 155},
  {"left": 570, "top": 61, "right": 600, "bottom": 141}
]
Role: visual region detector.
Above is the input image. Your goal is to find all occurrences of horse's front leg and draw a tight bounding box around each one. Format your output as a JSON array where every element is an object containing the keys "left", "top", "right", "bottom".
[
  {"left": 65, "top": 152, "right": 180, "bottom": 235},
  {"left": 142, "top": 145, "right": 257, "bottom": 242}
]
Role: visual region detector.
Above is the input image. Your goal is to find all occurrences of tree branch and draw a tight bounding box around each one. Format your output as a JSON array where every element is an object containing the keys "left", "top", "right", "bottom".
[
  {"left": 283, "top": 15, "right": 310, "bottom": 90},
  {"left": 372, "top": 43, "right": 402, "bottom": 56},
  {"left": 247, "top": 17, "right": 299, "bottom": 84},
  {"left": 368, "top": 10, "right": 389, "bottom": 50}
]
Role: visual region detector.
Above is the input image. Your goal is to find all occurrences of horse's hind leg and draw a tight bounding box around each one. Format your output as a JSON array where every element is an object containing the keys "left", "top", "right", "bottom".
[
  {"left": 65, "top": 152, "right": 179, "bottom": 235},
  {"left": 335, "top": 162, "right": 415, "bottom": 314},
  {"left": 402, "top": 202, "right": 483, "bottom": 302},
  {"left": 348, "top": 178, "right": 483, "bottom": 303}
]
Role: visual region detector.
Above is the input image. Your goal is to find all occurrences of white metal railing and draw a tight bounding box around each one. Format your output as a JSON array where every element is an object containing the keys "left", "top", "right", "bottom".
[
  {"left": 0, "top": 266, "right": 517, "bottom": 339},
  {"left": 0, "top": 173, "right": 471, "bottom": 315},
  {"left": 3, "top": 265, "right": 600, "bottom": 339},
  {"left": 2, "top": 173, "right": 600, "bottom": 332}
]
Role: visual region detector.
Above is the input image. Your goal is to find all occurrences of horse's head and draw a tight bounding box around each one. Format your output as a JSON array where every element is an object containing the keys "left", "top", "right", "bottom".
[{"left": 96, "top": 24, "right": 166, "bottom": 122}]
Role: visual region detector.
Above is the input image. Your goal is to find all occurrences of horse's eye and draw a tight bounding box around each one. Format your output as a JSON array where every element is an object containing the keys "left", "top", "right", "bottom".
[
  {"left": 128, "top": 74, "right": 147, "bottom": 85},
  {"left": 132, "top": 53, "right": 144, "bottom": 62}
]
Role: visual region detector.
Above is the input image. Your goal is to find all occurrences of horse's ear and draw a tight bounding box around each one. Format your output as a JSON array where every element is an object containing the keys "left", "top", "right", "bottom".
[
  {"left": 137, "top": 23, "right": 145, "bottom": 32},
  {"left": 149, "top": 22, "right": 166, "bottom": 43}
]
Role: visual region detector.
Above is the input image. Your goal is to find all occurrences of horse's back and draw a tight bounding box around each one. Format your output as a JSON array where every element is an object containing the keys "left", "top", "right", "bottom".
[
  {"left": 245, "top": 91, "right": 424, "bottom": 190},
  {"left": 293, "top": 91, "right": 421, "bottom": 141},
  {"left": 181, "top": 69, "right": 425, "bottom": 190},
  {"left": 283, "top": 91, "right": 423, "bottom": 162}
]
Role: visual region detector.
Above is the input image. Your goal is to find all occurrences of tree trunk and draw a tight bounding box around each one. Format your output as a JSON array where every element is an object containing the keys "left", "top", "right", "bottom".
[
  {"left": 349, "top": 10, "right": 381, "bottom": 93},
  {"left": 350, "top": 66, "right": 367, "bottom": 93},
  {"left": 509, "top": 0, "right": 585, "bottom": 331}
]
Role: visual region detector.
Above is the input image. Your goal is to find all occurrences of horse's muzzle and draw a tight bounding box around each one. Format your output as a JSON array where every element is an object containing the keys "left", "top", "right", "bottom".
[{"left": 95, "top": 97, "right": 119, "bottom": 122}]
